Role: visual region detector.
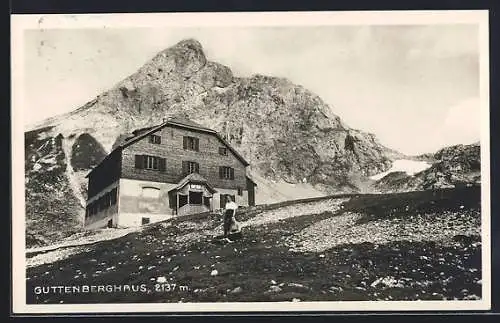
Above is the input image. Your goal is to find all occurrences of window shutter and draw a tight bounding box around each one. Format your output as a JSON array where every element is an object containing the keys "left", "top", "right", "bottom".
[
  {"left": 230, "top": 168, "right": 234, "bottom": 180},
  {"left": 183, "top": 137, "right": 187, "bottom": 149},
  {"left": 159, "top": 158, "right": 166, "bottom": 172},
  {"left": 219, "top": 166, "right": 223, "bottom": 179},
  {"left": 157, "top": 136, "right": 161, "bottom": 144},
  {"left": 135, "top": 155, "right": 144, "bottom": 169},
  {"left": 195, "top": 138, "right": 199, "bottom": 151},
  {"left": 195, "top": 162, "right": 199, "bottom": 173}
]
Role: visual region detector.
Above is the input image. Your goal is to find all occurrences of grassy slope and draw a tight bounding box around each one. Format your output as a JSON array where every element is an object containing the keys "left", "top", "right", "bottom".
[{"left": 26, "top": 186, "right": 481, "bottom": 304}]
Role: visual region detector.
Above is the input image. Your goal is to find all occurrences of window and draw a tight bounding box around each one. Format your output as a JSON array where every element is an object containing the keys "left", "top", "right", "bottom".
[
  {"left": 237, "top": 187, "right": 243, "bottom": 196},
  {"left": 182, "top": 161, "right": 200, "bottom": 175},
  {"left": 142, "top": 217, "right": 150, "bottom": 225},
  {"left": 145, "top": 155, "right": 159, "bottom": 170},
  {"left": 179, "top": 194, "right": 188, "bottom": 208},
  {"left": 183, "top": 136, "right": 199, "bottom": 151},
  {"left": 110, "top": 188, "right": 118, "bottom": 205},
  {"left": 149, "top": 134, "right": 161, "bottom": 144},
  {"left": 142, "top": 187, "right": 161, "bottom": 198},
  {"left": 88, "top": 202, "right": 97, "bottom": 216},
  {"left": 219, "top": 166, "right": 235, "bottom": 180},
  {"left": 203, "top": 197, "right": 211, "bottom": 208},
  {"left": 89, "top": 189, "right": 117, "bottom": 215},
  {"left": 219, "top": 147, "right": 228, "bottom": 156},
  {"left": 99, "top": 196, "right": 107, "bottom": 211},
  {"left": 135, "top": 155, "right": 166, "bottom": 172}
]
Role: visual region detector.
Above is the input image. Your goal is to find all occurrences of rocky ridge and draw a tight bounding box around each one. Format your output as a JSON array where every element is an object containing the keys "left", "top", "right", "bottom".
[{"left": 373, "top": 142, "right": 480, "bottom": 192}]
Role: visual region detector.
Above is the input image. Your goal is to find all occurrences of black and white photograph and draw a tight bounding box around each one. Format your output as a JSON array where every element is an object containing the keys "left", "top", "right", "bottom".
[{"left": 11, "top": 10, "right": 491, "bottom": 313}]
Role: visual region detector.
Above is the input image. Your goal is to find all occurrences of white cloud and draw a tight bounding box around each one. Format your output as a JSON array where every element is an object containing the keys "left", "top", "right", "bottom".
[
  {"left": 23, "top": 25, "right": 481, "bottom": 156},
  {"left": 432, "top": 97, "right": 481, "bottom": 149}
]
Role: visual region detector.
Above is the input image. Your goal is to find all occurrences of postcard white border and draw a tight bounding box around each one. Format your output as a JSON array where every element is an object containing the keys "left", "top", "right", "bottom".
[{"left": 11, "top": 10, "right": 491, "bottom": 314}]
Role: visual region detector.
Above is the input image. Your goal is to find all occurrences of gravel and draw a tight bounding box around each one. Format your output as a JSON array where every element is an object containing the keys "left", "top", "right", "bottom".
[
  {"left": 285, "top": 209, "right": 480, "bottom": 253},
  {"left": 241, "top": 198, "right": 348, "bottom": 228}
]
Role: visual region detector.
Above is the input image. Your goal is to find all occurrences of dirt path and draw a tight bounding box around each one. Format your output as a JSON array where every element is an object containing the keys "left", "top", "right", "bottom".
[
  {"left": 26, "top": 227, "right": 143, "bottom": 268},
  {"left": 240, "top": 198, "right": 348, "bottom": 228}
]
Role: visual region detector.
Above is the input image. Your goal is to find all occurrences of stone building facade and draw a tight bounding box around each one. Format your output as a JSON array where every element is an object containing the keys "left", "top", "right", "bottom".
[{"left": 84, "top": 117, "right": 256, "bottom": 229}]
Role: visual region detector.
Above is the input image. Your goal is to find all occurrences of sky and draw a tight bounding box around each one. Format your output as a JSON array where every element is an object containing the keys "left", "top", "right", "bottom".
[{"left": 23, "top": 23, "right": 481, "bottom": 155}]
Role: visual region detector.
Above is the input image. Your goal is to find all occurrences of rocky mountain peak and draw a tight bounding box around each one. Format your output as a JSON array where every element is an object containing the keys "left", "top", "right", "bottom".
[{"left": 141, "top": 39, "right": 208, "bottom": 78}]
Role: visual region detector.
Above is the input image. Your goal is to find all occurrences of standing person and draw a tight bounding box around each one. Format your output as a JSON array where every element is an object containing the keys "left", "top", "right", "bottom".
[{"left": 222, "top": 195, "right": 238, "bottom": 242}]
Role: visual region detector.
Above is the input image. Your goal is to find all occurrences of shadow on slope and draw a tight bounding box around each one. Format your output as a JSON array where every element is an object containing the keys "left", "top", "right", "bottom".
[
  {"left": 342, "top": 185, "right": 481, "bottom": 224},
  {"left": 26, "top": 186, "right": 482, "bottom": 304}
]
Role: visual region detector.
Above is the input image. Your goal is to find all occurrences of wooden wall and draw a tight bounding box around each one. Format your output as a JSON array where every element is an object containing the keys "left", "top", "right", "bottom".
[
  {"left": 246, "top": 177, "right": 256, "bottom": 206},
  {"left": 87, "top": 150, "right": 122, "bottom": 199}
]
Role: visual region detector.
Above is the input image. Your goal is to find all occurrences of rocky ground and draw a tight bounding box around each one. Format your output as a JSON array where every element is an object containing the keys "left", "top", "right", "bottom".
[
  {"left": 373, "top": 143, "right": 480, "bottom": 193},
  {"left": 26, "top": 227, "right": 141, "bottom": 268},
  {"left": 26, "top": 186, "right": 482, "bottom": 304}
]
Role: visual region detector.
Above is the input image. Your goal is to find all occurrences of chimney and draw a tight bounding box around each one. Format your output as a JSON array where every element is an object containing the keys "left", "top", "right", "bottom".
[{"left": 163, "top": 114, "right": 174, "bottom": 123}]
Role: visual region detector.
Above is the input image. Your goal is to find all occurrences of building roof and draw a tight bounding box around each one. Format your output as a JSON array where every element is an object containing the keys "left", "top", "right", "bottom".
[
  {"left": 169, "top": 173, "right": 216, "bottom": 194},
  {"left": 131, "top": 126, "right": 155, "bottom": 136},
  {"left": 167, "top": 116, "right": 214, "bottom": 132},
  {"left": 120, "top": 117, "right": 250, "bottom": 166},
  {"left": 245, "top": 174, "right": 258, "bottom": 186}
]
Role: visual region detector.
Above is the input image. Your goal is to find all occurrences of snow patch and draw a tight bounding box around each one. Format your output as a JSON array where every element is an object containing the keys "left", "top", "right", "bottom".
[
  {"left": 370, "top": 159, "right": 431, "bottom": 181},
  {"left": 250, "top": 172, "right": 325, "bottom": 205},
  {"left": 61, "top": 137, "right": 87, "bottom": 210},
  {"left": 38, "top": 156, "right": 57, "bottom": 165}
]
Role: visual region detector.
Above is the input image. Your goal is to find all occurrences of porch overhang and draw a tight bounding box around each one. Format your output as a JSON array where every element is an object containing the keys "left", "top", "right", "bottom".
[{"left": 167, "top": 173, "right": 217, "bottom": 195}]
